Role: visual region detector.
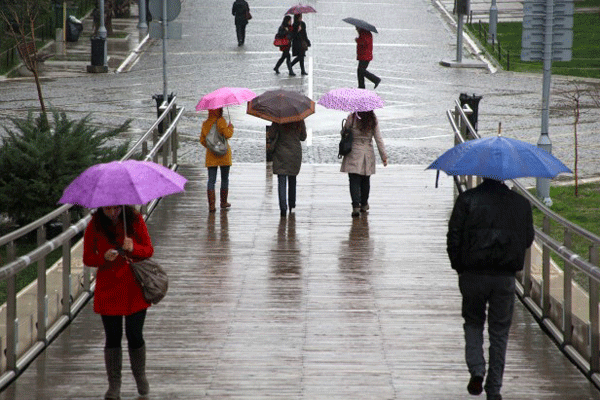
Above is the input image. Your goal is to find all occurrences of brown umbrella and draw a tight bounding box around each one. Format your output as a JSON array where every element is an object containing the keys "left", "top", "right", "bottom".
[{"left": 246, "top": 89, "right": 315, "bottom": 124}]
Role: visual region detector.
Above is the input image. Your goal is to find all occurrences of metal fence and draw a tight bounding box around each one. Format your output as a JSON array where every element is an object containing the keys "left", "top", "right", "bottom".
[
  {"left": 447, "top": 100, "right": 600, "bottom": 389},
  {"left": 0, "top": 97, "right": 183, "bottom": 391}
]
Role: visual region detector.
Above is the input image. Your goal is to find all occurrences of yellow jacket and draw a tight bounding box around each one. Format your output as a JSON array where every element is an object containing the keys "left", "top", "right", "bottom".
[{"left": 199, "top": 109, "right": 234, "bottom": 167}]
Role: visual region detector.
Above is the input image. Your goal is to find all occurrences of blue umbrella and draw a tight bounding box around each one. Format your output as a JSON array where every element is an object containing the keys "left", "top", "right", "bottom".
[{"left": 427, "top": 136, "right": 572, "bottom": 182}]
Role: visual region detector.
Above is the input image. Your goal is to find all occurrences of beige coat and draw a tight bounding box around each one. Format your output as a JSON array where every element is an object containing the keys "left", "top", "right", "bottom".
[{"left": 340, "top": 113, "right": 387, "bottom": 176}]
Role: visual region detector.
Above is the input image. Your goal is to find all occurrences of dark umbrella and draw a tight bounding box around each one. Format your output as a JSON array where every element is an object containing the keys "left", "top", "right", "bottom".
[
  {"left": 247, "top": 89, "right": 315, "bottom": 124},
  {"left": 285, "top": 4, "right": 317, "bottom": 15},
  {"left": 343, "top": 17, "right": 378, "bottom": 33}
]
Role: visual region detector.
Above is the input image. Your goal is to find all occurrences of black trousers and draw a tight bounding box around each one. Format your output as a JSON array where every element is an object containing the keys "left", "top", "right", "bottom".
[
  {"left": 357, "top": 60, "right": 380, "bottom": 89},
  {"left": 291, "top": 53, "right": 306, "bottom": 73},
  {"left": 348, "top": 173, "right": 370, "bottom": 208},
  {"left": 235, "top": 23, "right": 246, "bottom": 45},
  {"left": 101, "top": 309, "right": 147, "bottom": 349},
  {"left": 275, "top": 49, "right": 292, "bottom": 72}
]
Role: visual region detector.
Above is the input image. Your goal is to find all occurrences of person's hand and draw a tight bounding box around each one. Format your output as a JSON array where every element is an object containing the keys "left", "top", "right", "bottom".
[
  {"left": 228, "top": 122, "right": 234, "bottom": 129},
  {"left": 104, "top": 249, "right": 119, "bottom": 262},
  {"left": 122, "top": 237, "right": 134, "bottom": 252},
  {"left": 383, "top": 158, "right": 388, "bottom": 167}
]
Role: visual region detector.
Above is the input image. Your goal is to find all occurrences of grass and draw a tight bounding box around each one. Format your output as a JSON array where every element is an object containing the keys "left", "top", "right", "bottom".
[
  {"left": 530, "top": 182, "right": 600, "bottom": 291},
  {"left": 467, "top": 12, "right": 600, "bottom": 79}
]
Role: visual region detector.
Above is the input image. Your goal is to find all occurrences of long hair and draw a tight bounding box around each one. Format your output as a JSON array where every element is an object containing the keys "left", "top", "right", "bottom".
[
  {"left": 356, "top": 111, "right": 377, "bottom": 132},
  {"left": 282, "top": 15, "right": 292, "bottom": 27},
  {"left": 94, "top": 205, "right": 139, "bottom": 244}
]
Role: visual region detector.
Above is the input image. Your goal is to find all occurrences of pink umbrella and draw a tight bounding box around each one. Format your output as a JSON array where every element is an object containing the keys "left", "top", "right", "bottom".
[
  {"left": 285, "top": 4, "right": 317, "bottom": 15},
  {"left": 318, "top": 88, "right": 384, "bottom": 113},
  {"left": 195, "top": 87, "right": 257, "bottom": 111},
  {"left": 58, "top": 160, "right": 187, "bottom": 208}
]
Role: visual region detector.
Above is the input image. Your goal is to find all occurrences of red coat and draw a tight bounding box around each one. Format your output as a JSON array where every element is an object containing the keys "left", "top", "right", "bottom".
[
  {"left": 83, "top": 212, "right": 154, "bottom": 316},
  {"left": 356, "top": 30, "right": 373, "bottom": 61}
]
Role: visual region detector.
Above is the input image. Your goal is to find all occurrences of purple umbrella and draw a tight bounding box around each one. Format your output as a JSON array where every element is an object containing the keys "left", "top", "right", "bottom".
[
  {"left": 59, "top": 160, "right": 187, "bottom": 209},
  {"left": 196, "top": 87, "right": 257, "bottom": 111},
  {"left": 318, "top": 88, "right": 384, "bottom": 113},
  {"left": 285, "top": 4, "right": 317, "bottom": 15}
]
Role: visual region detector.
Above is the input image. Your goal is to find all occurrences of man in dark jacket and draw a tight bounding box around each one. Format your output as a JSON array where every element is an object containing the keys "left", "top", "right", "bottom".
[
  {"left": 447, "top": 178, "right": 534, "bottom": 400},
  {"left": 232, "top": 0, "right": 250, "bottom": 46}
]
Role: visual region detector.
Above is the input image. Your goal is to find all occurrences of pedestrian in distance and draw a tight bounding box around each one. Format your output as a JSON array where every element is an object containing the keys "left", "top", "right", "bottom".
[
  {"left": 447, "top": 178, "right": 535, "bottom": 400},
  {"left": 290, "top": 13, "right": 311, "bottom": 76},
  {"left": 356, "top": 27, "right": 381, "bottom": 89},
  {"left": 83, "top": 205, "right": 154, "bottom": 400},
  {"left": 339, "top": 110, "right": 387, "bottom": 217},
  {"left": 273, "top": 15, "right": 295, "bottom": 76},
  {"left": 232, "top": 0, "right": 250, "bottom": 46},
  {"left": 267, "top": 120, "right": 307, "bottom": 216},
  {"left": 200, "top": 108, "right": 234, "bottom": 212}
]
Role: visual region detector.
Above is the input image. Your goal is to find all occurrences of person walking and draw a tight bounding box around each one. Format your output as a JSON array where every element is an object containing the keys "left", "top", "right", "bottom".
[
  {"left": 200, "top": 108, "right": 234, "bottom": 212},
  {"left": 267, "top": 120, "right": 307, "bottom": 216},
  {"left": 340, "top": 110, "right": 388, "bottom": 217},
  {"left": 273, "top": 15, "right": 295, "bottom": 76},
  {"left": 447, "top": 178, "right": 534, "bottom": 400},
  {"left": 290, "top": 13, "right": 310, "bottom": 75},
  {"left": 356, "top": 27, "right": 381, "bottom": 89},
  {"left": 232, "top": 0, "right": 250, "bottom": 46},
  {"left": 83, "top": 205, "right": 154, "bottom": 400}
]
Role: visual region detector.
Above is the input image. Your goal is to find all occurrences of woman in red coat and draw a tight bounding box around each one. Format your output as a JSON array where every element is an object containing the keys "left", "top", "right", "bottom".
[
  {"left": 356, "top": 28, "right": 381, "bottom": 89},
  {"left": 83, "top": 205, "right": 154, "bottom": 400}
]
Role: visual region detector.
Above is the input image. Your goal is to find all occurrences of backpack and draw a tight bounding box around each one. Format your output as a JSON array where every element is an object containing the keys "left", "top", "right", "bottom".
[
  {"left": 338, "top": 118, "right": 353, "bottom": 159},
  {"left": 206, "top": 122, "right": 228, "bottom": 156}
]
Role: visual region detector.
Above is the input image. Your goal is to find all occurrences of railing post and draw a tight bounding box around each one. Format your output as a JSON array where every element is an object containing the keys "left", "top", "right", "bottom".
[
  {"left": 6, "top": 242, "right": 17, "bottom": 372},
  {"left": 61, "top": 212, "right": 72, "bottom": 319},
  {"left": 590, "top": 245, "right": 600, "bottom": 373},
  {"left": 542, "top": 215, "right": 551, "bottom": 318},
  {"left": 563, "top": 229, "right": 573, "bottom": 345},
  {"left": 37, "top": 225, "right": 48, "bottom": 342},
  {"left": 172, "top": 125, "right": 179, "bottom": 165},
  {"left": 523, "top": 246, "right": 532, "bottom": 297}
]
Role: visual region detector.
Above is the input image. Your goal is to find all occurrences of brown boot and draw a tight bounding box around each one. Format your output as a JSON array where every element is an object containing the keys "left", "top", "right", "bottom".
[
  {"left": 129, "top": 345, "right": 150, "bottom": 399},
  {"left": 104, "top": 347, "right": 122, "bottom": 400},
  {"left": 207, "top": 189, "right": 216, "bottom": 212},
  {"left": 220, "top": 189, "right": 231, "bottom": 209}
]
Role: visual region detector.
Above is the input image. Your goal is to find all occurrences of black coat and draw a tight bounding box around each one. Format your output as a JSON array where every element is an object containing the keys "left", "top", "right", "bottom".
[
  {"left": 447, "top": 179, "right": 534, "bottom": 275},
  {"left": 291, "top": 21, "right": 310, "bottom": 57},
  {"left": 232, "top": 0, "right": 249, "bottom": 25}
]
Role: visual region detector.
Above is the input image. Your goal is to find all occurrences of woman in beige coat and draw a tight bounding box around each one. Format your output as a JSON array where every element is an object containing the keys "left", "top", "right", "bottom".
[{"left": 340, "top": 110, "right": 388, "bottom": 217}]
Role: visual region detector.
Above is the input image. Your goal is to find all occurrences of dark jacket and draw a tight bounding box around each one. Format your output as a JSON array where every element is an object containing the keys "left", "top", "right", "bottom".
[
  {"left": 447, "top": 179, "right": 534, "bottom": 275},
  {"left": 276, "top": 22, "right": 292, "bottom": 51},
  {"left": 356, "top": 29, "right": 373, "bottom": 61},
  {"left": 232, "top": 0, "right": 249, "bottom": 25},
  {"left": 269, "top": 121, "right": 307, "bottom": 176},
  {"left": 292, "top": 21, "right": 310, "bottom": 57}
]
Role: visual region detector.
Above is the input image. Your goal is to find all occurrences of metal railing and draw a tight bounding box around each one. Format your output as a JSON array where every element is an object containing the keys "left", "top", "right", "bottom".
[
  {"left": 0, "top": 97, "right": 183, "bottom": 390},
  {"left": 447, "top": 100, "right": 600, "bottom": 388}
]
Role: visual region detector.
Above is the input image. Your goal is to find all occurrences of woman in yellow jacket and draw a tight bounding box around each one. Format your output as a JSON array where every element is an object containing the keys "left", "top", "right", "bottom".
[{"left": 200, "top": 108, "right": 234, "bottom": 212}]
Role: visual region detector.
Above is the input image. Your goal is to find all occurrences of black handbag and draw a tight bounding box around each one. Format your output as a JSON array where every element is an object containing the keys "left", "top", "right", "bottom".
[{"left": 338, "top": 118, "right": 353, "bottom": 159}]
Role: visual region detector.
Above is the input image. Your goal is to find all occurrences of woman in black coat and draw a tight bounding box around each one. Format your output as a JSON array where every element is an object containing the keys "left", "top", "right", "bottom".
[
  {"left": 273, "top": 15, "right": 295, "bottom": 75},
  {"left": 290, "top": 14, "right": 310, "bottom": 75}
]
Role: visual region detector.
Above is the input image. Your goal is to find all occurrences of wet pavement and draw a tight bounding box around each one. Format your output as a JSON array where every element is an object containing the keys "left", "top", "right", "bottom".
[{"left": 2, "top": 164, "right": 600, "bottom": 400}]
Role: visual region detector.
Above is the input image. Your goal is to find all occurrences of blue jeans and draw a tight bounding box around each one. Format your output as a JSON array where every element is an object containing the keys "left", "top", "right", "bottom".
[
  {"left": 207, "top": 166, "right": 230, "bottom": 191},
  {"left": 277, "top": 174, "right": 296, "bottom": 212},
  {"left": 459, "top": 272, "right": 516, "bottom": 397}
]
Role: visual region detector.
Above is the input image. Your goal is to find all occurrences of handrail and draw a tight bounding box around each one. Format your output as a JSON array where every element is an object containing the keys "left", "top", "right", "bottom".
[
  {"left": 446, "top": 98, "right": 600, "bottom": 388},
  {"left": 0, "top": 97, "right": 183, "bottom": 390}
]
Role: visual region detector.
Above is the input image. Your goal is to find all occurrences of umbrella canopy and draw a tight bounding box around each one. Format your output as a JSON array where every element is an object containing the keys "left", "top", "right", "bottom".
[
  {"left": 343, "top": 17, "right": 378, "bottom": 33},
  {"left": 426, "top": 136, "right": 572, "bottom": 181},
  {"left": 247, "top": 89, "right": 315, "bottom": 124},
  {"left": 196, "top": 87, "right": 257, "bottom": 111},
  {"left": 318, "top": 88, "right": 384, "bottom": 113},
  {"left": 285, "top": 4, "right": 317, "bottom": 15},
  {"left": 59, "top": 160, "right": 187, "bottom": 208}
]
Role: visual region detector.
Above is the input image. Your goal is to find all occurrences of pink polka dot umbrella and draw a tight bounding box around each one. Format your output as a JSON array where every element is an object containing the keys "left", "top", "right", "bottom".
[{"left": 317, "top": 88, "right": 384, "bottom": 113}]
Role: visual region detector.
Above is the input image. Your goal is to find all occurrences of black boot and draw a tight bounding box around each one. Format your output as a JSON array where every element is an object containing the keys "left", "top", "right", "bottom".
[
  {"left": 274, "top": 58, "right": 284, "bottom": 74},
  {"left": 287, "top": 59, "right": 295, "bottom": 76}
]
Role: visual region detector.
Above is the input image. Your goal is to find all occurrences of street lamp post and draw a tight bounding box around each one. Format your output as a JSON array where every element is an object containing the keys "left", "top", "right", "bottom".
[
  {"left": 88, "top": 0, "right": 108, "bottom": 72},
  {"left": 138, "top": 0, "right": 148, "bottom": 30}
]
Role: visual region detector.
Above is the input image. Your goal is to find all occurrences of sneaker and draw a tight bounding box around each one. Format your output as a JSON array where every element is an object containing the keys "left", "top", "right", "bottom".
[
  {"left": 274, "top": 67, "right": 280, "bottom": 74},
  {"left": 467, "top": 376, "right": 484, "bottom": 395},
  {"left": 351, "top": 208, "right": 360, "bottom": 217},
  {"left": 374, "top": 78, "right": 381, "bottom": 89},
  {"left": 360, "top": 204, "right": 369, "bottom": 212}
]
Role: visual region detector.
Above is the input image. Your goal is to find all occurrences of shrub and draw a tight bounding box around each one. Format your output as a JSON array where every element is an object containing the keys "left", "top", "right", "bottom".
[{"left": 0, "top": 111, "right": 131, "bottom": 226}]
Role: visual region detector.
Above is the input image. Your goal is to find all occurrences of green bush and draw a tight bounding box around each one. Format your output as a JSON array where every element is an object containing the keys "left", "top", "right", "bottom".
[{"left": 0, "top": 111, "right": 131, "bottom": 226}]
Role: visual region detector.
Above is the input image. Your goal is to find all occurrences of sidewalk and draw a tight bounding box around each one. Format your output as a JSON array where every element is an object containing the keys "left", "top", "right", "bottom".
[{"left": 5, "top": 6, "right": 149, "bottom": 80}]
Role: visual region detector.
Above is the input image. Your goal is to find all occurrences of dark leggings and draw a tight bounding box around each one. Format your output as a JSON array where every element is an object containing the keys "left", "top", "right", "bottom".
[
  {"left": 101, "top": 309, "right": 146, "bottom": 349},
  {"left": 348, "top": 173, "right": 370, "bottom": 208}
]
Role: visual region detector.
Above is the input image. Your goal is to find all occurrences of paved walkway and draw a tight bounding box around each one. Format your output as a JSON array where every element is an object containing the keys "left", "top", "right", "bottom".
[{"left": 1, "top": 164, "right": 599, "bottom": 400}]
